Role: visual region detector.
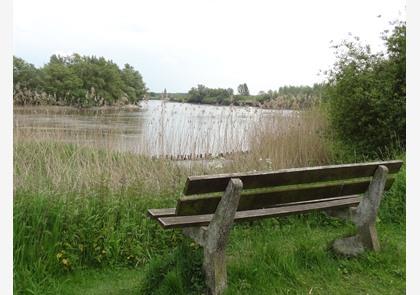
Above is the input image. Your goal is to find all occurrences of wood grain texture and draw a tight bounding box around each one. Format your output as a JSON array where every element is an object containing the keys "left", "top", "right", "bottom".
[
  {"left": 183, "top": 160, "right": 402, "bottom": 195},
  {"left": 147, "top": 208, "right": 176, "bottom": 219},
  {"left": 159, "top": 195, "right": 362, "bottom": 228},
  {"left": 176, "top": 178, "right": 394, "bottom": 216}
]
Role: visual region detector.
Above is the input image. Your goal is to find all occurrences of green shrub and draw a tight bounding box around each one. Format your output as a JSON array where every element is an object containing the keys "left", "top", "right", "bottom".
[{"left": 324, "top": 21, "right": 405, "bottom": 157}]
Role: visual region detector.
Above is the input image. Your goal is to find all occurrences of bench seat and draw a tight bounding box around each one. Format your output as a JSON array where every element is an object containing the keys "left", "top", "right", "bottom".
[{"left": 151, "top": 195, "right": 361, "bottom": 228}]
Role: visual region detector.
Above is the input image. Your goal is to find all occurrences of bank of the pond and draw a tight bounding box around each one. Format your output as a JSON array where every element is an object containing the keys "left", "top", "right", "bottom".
[{"left": 13, "top": 138, "right": 405, "bottom": 294}]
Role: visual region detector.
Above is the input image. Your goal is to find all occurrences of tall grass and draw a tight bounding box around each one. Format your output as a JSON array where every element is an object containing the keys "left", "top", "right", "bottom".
[
  {"left": 14, "top": 106, "right": 332, "bottom": 195},
  {"left": 244, "top": 108, "right": 331, "bottom": 169}
]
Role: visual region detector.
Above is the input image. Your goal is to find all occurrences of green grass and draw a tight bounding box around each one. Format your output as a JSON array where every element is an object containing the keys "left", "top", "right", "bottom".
[
  {"left": 23, "top": 217, "right": 404, "bottom": 295},
  {"left": 13, "top": 140, "right": 406, "bottom": 294},
  {"left": 14, "top": 166, "right": 406, "bottom": 294}
]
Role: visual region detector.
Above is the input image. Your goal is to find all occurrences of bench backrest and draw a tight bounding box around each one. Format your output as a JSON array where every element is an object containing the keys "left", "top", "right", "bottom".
[{"left": 175, "top": 160, "right": 403, "bottom": 216}]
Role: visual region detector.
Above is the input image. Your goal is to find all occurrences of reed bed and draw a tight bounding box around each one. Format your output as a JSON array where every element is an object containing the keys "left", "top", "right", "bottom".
[{"left": 14, "top": 105, "right": 332, "bottom": 195}]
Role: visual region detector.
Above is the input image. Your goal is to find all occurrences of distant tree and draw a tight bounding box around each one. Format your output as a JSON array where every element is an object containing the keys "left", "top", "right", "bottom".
[
  {"left": 13, "top": 53, "right": 147, "bottom": 107},
  {"left": 42, "top": 55, "right": 84, "bottom": 105},
  {"left": 13, "top": 56, "right": 43, "bottom": 90},
  {"left": 187, "top": 84, "right": 233, "bottom": 105},
  {"left": 120, "top": 64, "right": 146, "bottom": 103},
  {"left": 237, "top": 83, "right": 250, "bottom": 96}
]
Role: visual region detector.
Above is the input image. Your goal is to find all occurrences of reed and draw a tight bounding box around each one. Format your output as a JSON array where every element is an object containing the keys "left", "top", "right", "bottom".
[{"left": 14, "top": 106, "right": 332, "bottom": 196}]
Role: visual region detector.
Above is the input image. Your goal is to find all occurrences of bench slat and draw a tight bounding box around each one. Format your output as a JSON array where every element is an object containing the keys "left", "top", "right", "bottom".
[
  {"left": 147, "top": 208, "right": 176, "bottom": 218},
  {"left": 183, "top": 160, "right": 403, "bottom": 195},
  {"left": 159, "top": 195, "right": 362, "bottom": 228},
  {"left": 176, "top": 178, "right": 394, "bottom": 216}
]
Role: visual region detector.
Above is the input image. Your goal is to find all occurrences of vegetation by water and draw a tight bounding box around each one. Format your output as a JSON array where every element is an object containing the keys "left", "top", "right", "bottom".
[
  {"left": 13, "top": 55, "right": 322, "bottom": 110},
  {"left": 13, "top": 54, "right": 147, "bottom": 107},
  {"left": 150, "top": 83, "right": 323, "bottom": 110},
  {"left": 324, "top": 21, "right": 406, "bottom": 156},
  {"left": 13, "top": 141, "right": 406, "bottom": 294},
  {"left": 13, "top": 106, "right": 405, "bottom": 294}
]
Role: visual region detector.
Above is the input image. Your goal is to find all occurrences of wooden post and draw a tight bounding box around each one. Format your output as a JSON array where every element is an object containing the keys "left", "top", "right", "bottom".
[
  {"left": 353, "top": 165, "right": 389, "bottom": 251},
  {"left": 332, "top": 165, "right": 388, "bottom": 256},
  {"left": 182, "top": 178, "right": 243, "bottom": 295}
]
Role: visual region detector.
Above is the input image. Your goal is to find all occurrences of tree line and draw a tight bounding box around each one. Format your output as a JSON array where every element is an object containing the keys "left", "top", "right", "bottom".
[
  {"left": 13, "top": 54, "right": 147, "bottom": 107},
  {"left": 161, "top": 83, "right": 322, "bottom": 109}
]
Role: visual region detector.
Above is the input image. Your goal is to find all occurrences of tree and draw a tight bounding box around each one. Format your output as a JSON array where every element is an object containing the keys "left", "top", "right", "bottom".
[
  {"left": 120, "top": 64, "right": 146, "bottom": 103},
  {"left": 324, "top": 21, "right": 406, "bottom": 156},
  {"left": 237, "top": 83, "right": 250, "bottom": 96},
  {"left": 13, "top": 53, "right": 147, "bottom": 107},
  {"left": 42, "top": 55, "right": 84, "bottom": 105},
  {"left": 13, "top": 56, "right": 43, "bottom": 90}
]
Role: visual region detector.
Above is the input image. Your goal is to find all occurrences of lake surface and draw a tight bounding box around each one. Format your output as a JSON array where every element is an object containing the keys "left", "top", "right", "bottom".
[{"left": 14, "top": 100, "right": 293, "bottom": 157}]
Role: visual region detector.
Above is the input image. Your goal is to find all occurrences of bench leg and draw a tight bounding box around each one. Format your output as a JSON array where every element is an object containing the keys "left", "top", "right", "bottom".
[
  {"left": 333, "top": 165, "right": 388, "bottom": 256},
  {"left": 183, "top": 178, "right": 242, "bottom": 295}
]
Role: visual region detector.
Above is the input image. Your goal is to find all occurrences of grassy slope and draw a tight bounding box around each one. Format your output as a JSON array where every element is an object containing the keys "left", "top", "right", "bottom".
[
  {"left": 15, "top": 163, "right": 405, "bottom": 294},
  {"left": 43, "top": 218, "right": 405, "bottom": 295}
]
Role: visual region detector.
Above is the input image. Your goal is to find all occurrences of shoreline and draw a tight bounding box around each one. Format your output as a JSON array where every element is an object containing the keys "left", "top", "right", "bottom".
[{"left": 13, "top": 103, "right": 142, "bottom": 113}]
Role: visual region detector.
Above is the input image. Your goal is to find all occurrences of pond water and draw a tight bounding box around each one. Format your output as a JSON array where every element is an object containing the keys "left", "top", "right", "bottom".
[{"left": 14, "top": 100, "right": 293, "bottom": 157}]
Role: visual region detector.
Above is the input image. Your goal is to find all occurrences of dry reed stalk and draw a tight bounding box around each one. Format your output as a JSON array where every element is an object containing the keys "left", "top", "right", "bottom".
[{"left": 14, "top": 106, "right": 332, "bottom": 195}]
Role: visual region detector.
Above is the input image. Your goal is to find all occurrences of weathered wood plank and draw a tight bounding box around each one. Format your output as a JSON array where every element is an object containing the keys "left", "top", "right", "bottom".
[
  {"left": 203, "top": 178, "right": 243, "bottom": 295},
  {"left": 176, "top": 178, "right": 394, "bottom": 216},
  {"left": 183, "top": 160, "right": 402, "bottom": 195},
  {"left": 147, "top": 208, "right": 176, "bottom": 218},
  {"left": 159, "top": 195, "right": 362, "bottom": 228}
]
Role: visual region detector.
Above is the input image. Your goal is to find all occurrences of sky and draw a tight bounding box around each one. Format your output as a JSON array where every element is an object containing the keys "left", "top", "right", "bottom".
[{"left": 13, "top": 0, "right": 405, "bottom": 94}]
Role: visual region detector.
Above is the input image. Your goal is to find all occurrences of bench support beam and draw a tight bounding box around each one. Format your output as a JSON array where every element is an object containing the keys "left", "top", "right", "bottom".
[
  {"left": 333, "top": 165, "right": 389, "bottom": 256},
  {"left": 183, "top": 178, "right": 243, "bottom": 295}
]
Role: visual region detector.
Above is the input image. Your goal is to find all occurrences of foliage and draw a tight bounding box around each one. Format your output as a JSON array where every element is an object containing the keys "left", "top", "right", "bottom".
[
  {"left": 186, "top": 84, "right": 234, "bottom": 104},
  {"left": 379, "top": 155, "right": 406, "bottom": 225},
  {"left": 13, "top": 54, "right": 147, "bottom": 107},
  {"left": 324, "top": 21, "right": 405, "bottom": 156},
  {"left": 237, "top": 83, "right": 250, "bottom": 96},
  {"left": 183, "top": 83, "right": 322, "bottom": 109},
  {"left": 258, "top": 84, "right": 323, "bottom": 109},
  {"left": 13, "top": 56, "right": 44, "bottom": 90}
]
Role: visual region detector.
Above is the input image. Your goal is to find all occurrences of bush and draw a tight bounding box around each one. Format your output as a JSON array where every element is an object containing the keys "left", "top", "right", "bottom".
[{"left": 324, "top": 21, "right": 405, "bottom": 157}]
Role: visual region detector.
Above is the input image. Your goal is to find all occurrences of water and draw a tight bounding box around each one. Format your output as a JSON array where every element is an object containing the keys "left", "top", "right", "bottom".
[{"left": 14, "top": 100, "right": 293, "bottom": 157}]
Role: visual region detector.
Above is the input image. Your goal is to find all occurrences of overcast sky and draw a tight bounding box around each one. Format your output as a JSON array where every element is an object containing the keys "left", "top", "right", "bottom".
[{"left": 13, "top": 0, "right": 405, "bottom": 94}]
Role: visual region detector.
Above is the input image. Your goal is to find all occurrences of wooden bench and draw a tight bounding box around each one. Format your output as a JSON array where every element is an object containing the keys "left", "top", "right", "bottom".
[{"left": 148, "top": 160, "right": 403, "bottom": 295}]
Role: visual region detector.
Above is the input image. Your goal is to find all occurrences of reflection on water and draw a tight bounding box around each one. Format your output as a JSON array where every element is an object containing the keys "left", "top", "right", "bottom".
[{"left": 14, "top": 100, "right": 293, "bottom": 157}]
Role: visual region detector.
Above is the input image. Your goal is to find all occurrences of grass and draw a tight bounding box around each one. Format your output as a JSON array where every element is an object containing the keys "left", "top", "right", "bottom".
[
  {"left": 32, "top": 215, "right": 404, "bottom": 295},
  {"left": 14, "top": 163, "right": 405, "bottom": 294},
  {"left": 13, "top": 106, "right": 406, "bottom": 294}
]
